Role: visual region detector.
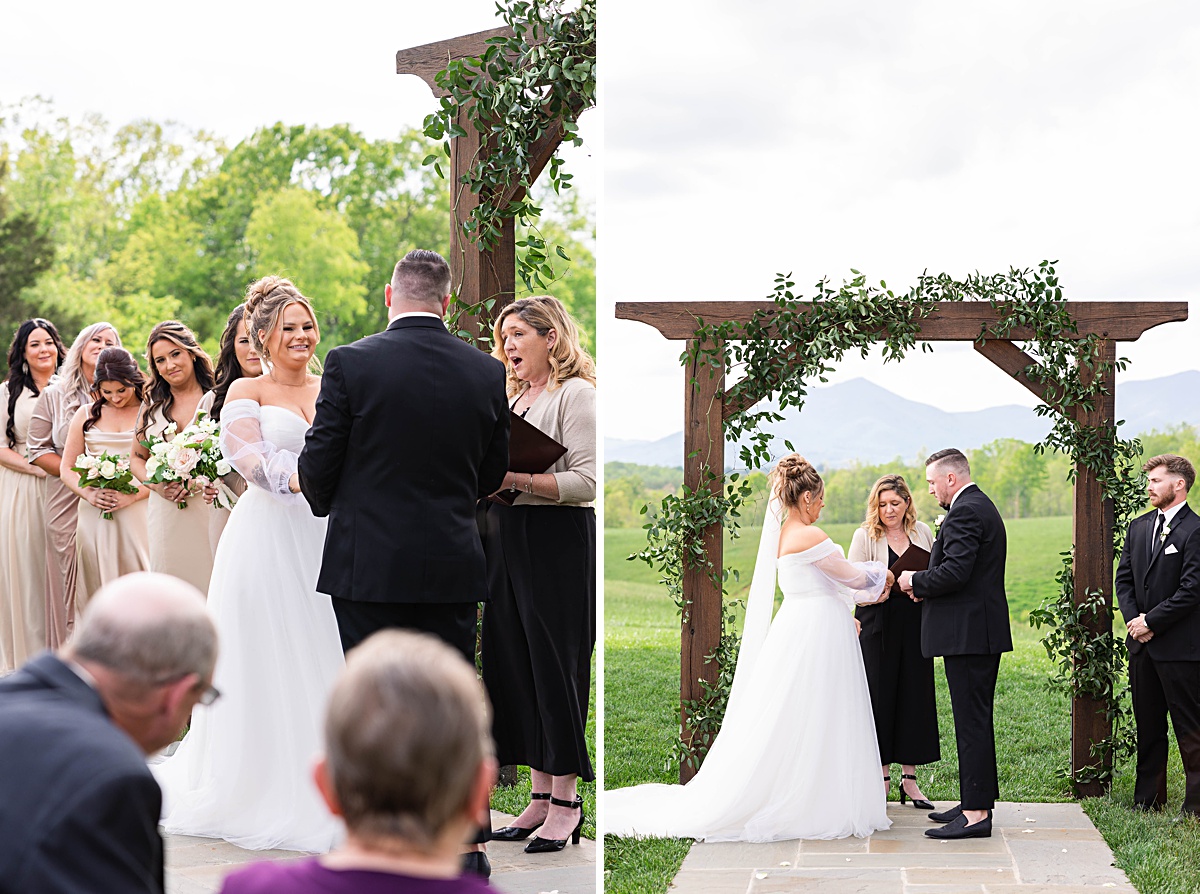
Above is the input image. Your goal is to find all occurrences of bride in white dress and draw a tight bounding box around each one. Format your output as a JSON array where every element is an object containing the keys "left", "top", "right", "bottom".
[
  {"left": 153, "top": 278, "right": 345, "bottom": 852},
  {"left": 606, "top": 454, "right": 893, "bottom": 842}
]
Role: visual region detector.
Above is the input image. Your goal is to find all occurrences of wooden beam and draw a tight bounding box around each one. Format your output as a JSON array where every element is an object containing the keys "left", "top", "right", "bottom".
[
  {"left": 1070, "top": 339, "right": 1117, "bottom": 797},
  {"left": 680, "top": 338, "right": 725, "bottom": 783},
  {"left": 617, "top": 301, "right": 1188, "bottom": 343},
  {"left": 448, "top": 104, "right": 515, "bottom": 345},
  {"left": 395, "top": 27, "right": 512, "bottom": 98},
  {"left": 973, "top": 340, "right": 1066, "bottom": 411}
]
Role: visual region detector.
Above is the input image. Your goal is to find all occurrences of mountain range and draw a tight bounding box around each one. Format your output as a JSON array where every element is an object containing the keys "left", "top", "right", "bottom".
[{"left": 605, "top": 371, "right": 1200, "bottom": 469}]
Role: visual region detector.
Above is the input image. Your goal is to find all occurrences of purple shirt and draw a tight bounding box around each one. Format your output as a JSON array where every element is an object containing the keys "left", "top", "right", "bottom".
[{"left": 220, "top": 858, "right": 494, "bottom": 894}]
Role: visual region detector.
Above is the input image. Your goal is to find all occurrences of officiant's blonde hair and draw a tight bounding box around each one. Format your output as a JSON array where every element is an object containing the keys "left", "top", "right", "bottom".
[
  {"left": 492, "top": 296, "right": 596, "bottom": 397},
  {"left": 863, "top": 474, "right": 918, "bottom": 540}
]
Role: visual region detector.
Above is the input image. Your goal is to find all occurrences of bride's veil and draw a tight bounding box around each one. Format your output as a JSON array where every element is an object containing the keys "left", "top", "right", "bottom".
[{"left": 727, "top": 492, "right": 784, "bottom": 709}]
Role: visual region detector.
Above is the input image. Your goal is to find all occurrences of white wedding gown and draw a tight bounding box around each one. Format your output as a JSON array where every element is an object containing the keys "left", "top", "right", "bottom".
[
  {"left": 153, "top": 400, "right": 346, "bottom": 852},
  {"left": 605, "top": 499, "right": 892, "bottom": 841}
]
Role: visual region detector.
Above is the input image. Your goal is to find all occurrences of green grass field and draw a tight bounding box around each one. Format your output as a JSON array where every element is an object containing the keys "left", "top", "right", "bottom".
[{"left": 603, "top": 516, "right": 1200, "bottom": 894}]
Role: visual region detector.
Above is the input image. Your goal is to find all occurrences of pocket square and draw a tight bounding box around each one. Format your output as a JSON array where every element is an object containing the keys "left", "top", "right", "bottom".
[{"left": 1165, "top": 544, "right": 1179, "bottom": 555}]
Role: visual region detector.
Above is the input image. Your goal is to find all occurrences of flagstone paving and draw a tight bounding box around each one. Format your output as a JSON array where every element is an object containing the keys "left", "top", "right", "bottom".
[
  {"left": 165, "top": 810, "right": 596, "bottom": 894},
  {"left": 665, "top": 802, "right": 1135, "bottom": 894}
]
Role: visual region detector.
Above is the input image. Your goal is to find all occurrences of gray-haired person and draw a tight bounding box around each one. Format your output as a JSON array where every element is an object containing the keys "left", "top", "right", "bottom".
[
  {"left": 221, "top": 630, "right": 497, "bottom": 894},
  {"left": 0, "top": 572, "right": 218, "bottom": 894}
]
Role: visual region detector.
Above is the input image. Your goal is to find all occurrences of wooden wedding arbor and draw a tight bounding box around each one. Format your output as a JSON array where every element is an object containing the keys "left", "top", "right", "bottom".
[
  {"left": 397, "top": 27, "right": 578, "bottom": 340},
  {"left": 618, "top": 299, "right": 1188, "bottom": 793}
]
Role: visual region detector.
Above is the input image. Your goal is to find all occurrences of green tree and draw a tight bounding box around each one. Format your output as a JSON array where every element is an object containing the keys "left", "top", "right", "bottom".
[
  {"left": 0, "top": 159, "right": 55, "bottom": 347},
  {"left": 244, "top": 188, "right": 370, "bottom": 351},
  {"left": 973, "top": 438, "right": 1048, "bottom": 519}
]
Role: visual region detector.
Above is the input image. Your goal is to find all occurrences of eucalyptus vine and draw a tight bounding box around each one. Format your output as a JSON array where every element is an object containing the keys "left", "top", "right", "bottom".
[
  {"left": 422, "top": 0, "right": 595, "bottom": 340},
  {"left": 636, "top": 261, "right": 1143, "bottom": 784}
]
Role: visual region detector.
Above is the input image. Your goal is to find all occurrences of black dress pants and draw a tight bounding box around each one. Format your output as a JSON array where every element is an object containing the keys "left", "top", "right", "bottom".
[
  {"left": 330, "top": 598, "right": 478, "bottom": 666},
  {"left": 1129, "top": 649, "right": 1200, "bottom": 814},
  {"left": 943, "top": 653, "right": 1001, "bottom": 810}
]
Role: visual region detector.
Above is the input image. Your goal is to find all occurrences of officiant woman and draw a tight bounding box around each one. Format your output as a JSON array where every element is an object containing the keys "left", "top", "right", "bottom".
[
  {"left": 480, "top": 296, "right": 596, "bottom": 855},
  {"left": 848, "top": 474, "right": 940, "bottom": 809}
]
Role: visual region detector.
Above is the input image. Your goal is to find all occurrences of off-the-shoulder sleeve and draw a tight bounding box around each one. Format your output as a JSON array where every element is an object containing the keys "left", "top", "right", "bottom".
[
  {"left": 219, "top": 399, "right": 303, "bottom": 505},
  {"left": 813, "top": 546, "right": 888, "bottom": 607}
]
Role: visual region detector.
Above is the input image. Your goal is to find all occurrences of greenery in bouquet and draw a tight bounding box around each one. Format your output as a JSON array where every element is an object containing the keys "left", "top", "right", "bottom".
[
  {"left": 71, "top": 450, "right": 140, "bottom": 520},
  {"left": 141, "top": 411, "right": 235, "bottom": 510}
]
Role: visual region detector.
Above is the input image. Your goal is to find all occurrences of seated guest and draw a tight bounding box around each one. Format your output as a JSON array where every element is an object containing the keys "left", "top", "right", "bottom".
[
  {"left": 0, "top": 572, "right": 218, "bottom": 894},
  {"left": 220, "top": 630, "right": 497, "bottom": 893}
]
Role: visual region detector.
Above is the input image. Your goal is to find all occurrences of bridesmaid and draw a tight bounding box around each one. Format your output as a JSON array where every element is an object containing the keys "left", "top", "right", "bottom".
[
  {"left": 198, "top": 304, "right": 261, "bottom": 553},
  {"left": 0, "top": 319, "right": 65, "bottom": 671},
  {"left": 61, "top": 347, "right": 150, "bottom": 614},
  {"left": 28, "top": 322, "right": 121, "bottom": 646},
  {"left": 130, "top": 321, "right": 216, "bottom": 595}
]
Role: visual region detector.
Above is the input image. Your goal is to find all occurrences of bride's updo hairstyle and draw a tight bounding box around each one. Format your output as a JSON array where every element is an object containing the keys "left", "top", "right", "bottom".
[
  {"left": 770, "top": 453, "right": 824, "bottom": 511},
  {"left": 243, "top": 275, "right": 320, "bottom": 367}
]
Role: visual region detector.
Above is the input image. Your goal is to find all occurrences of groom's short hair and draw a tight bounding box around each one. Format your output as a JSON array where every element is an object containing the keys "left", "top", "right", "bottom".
[
  {"left": 324, "top": 630, "right": 493, "bottom": 850},
  {"left": 1144, "top": 454, "right": 1195, "bottom": 492},
  {"left": 391, "top": 250, "right": 452, "bottom": 306},
  {"left": 926, "top": 448, "right": 970, "bottom": 478}
]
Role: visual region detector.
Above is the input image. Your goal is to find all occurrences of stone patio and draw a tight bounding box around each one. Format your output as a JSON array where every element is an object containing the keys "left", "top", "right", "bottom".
[
  {"left": 165, "top": 809, "right": 596, "bottom": 894},
  {"left": 666, "top": 802, "right": 1135, "bottom": 893}
]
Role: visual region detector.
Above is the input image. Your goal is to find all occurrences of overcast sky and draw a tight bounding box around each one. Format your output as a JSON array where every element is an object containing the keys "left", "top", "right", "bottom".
[{"left": 600, "top": 0, "right": 1200, "bottom": 442}]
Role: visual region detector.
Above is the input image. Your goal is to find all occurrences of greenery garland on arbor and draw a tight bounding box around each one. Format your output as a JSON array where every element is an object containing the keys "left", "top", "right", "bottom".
[
  {"left": 635, "top": 262, "right": 1143, "bottom": 782},
  {"left": 422, "top": 0, "right": 596, "bottom": 340}
]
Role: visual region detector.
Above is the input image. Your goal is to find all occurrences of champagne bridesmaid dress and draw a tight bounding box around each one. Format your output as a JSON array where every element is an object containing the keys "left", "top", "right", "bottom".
[
  {"left": 141, "top": 405, "right": 215, "bottom": 595},
  {"left": 74, "top": 426, "right": 150, "bottom": 615},
  {"left": 0, "top": 382, "right": 49, "bottom": 671}
]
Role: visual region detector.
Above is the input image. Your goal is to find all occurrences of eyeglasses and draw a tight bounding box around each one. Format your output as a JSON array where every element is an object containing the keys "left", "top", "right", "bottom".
[{"left": 197, "top": 683, "right": 221, "bottom": 706}]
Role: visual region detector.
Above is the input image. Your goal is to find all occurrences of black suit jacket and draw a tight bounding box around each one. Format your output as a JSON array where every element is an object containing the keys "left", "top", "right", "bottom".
[
  {"left": 298, "top": 316, "right": 509, "bottom": 604},
  {"left": 912, "top": 484, "right": 1013, "bottom": 657},
  {"left": 1116, "top": 502, "right": 1200, "bottom": 661},
  {"left": 0, "top": 653, "right": 164, "bottom": 894}
]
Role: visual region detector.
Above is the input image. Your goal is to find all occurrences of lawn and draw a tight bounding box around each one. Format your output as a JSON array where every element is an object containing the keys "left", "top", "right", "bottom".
[{"left": 602, "top": 516, "right": 1200, "bottom": 894}]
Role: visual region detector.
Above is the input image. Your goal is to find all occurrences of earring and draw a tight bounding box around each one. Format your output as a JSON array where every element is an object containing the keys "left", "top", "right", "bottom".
[{"left": 21, "top": 361, "right": 28, "bottom": 374}]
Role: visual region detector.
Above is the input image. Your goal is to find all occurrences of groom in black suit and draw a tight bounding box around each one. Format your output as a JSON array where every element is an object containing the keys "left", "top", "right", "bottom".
[
  {"left": 1116, "top": 453, "right": 1200, "bottom": 819},
  {"left": 295, "top": 249, "right": 509, "bottom": 661},
  {"left": 899, "top": 448, "right": 1011, "bottom": 840}
]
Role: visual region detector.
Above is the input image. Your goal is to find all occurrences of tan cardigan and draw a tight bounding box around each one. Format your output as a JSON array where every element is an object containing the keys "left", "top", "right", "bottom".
[
  {"left": 847, "top": 520, "right": 935, "bottom": 564},
  {"left": 511, "top": 375, "right": 596, "bottom": 508}
]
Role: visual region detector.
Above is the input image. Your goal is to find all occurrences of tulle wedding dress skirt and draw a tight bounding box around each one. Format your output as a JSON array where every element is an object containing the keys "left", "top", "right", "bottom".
[
  {"left": 153, "top": 483, "right": 345, "bottom": 852},
  {"left": 606, "top": 556, "right": 890, "bottom": 842}
]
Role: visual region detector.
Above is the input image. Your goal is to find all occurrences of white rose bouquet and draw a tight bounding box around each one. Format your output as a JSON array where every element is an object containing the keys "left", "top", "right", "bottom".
[
  {"left": 71, "top": 450, "right": 140, "bottom": 520},
  {"left": 143, "top": 411, "right": 237, "bottom": 510}
]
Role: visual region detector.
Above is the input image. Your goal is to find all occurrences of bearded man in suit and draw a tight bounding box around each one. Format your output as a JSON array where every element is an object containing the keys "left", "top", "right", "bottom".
[
  {"left": 1116, "top": 453, "right": 1200, "bottom": 820},
  {"left": 899, "top": 448, "right": 1011, "bottom": 840}
]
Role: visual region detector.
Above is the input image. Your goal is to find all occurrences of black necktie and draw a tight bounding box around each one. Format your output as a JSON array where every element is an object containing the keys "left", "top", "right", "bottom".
[{"left": 1151, "top": 512, "right": 1165, "bottom": 558}]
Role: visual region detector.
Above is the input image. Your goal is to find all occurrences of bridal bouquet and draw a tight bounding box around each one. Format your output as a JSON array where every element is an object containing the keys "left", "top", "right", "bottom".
[
  {"left": 142, "top": 411, "right": 236, "bottom": 510},
  {"left": 72, "top": 451, "right": 140, "bottom": 520}
]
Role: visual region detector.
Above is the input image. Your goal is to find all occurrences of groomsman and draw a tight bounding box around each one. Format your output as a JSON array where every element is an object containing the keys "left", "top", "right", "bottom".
[
  {"left": 899, "top": 448, "right": 1012, "bottom": 840},
  {"left": 1116, "top": 454, "right": 1200, "bottom": 819}
]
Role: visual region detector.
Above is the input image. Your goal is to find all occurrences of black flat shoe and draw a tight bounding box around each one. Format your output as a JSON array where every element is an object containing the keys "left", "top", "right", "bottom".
[
  {"left": 900, "top": 773, "right": 934, "bottom": 811},
  {"left": 460, "top": 850, "right": 491, "bottom": 878},
  {"left": 492, "top": 791, "right": 550, "bottom": 841},
  {"left": 928, "top": 803, "right": 962, "bottom": 823},
  {"left": 925, "top": 811, "right": 992, "bottom": 839},
  {"left": 525, "top": 795, "right": 584, "bottom": 854}
]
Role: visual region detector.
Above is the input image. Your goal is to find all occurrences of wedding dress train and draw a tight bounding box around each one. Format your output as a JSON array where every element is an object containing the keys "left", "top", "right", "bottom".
[
  {"left": 153, "top": 399, "right": 345, "bottom": 852},
  {"left": 605, "top": 499, "right": 892, "bottom": 842}
]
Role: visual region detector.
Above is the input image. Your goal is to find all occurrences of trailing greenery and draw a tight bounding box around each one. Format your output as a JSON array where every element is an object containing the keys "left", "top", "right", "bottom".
[
  {"left": 422, "top": 0, "right": 596, "bottom": 341},
  {"left": 634, "top": 262, "right": 1144, "bottom": 786}
]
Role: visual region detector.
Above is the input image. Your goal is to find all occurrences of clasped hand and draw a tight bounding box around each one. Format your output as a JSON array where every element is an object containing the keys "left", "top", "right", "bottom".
[
  {"left": 897, "top": 570, "right": 921, "bottom": 602},
  {"left": 1126, "top": 613, "right": 1154, "bottom": 643}
]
